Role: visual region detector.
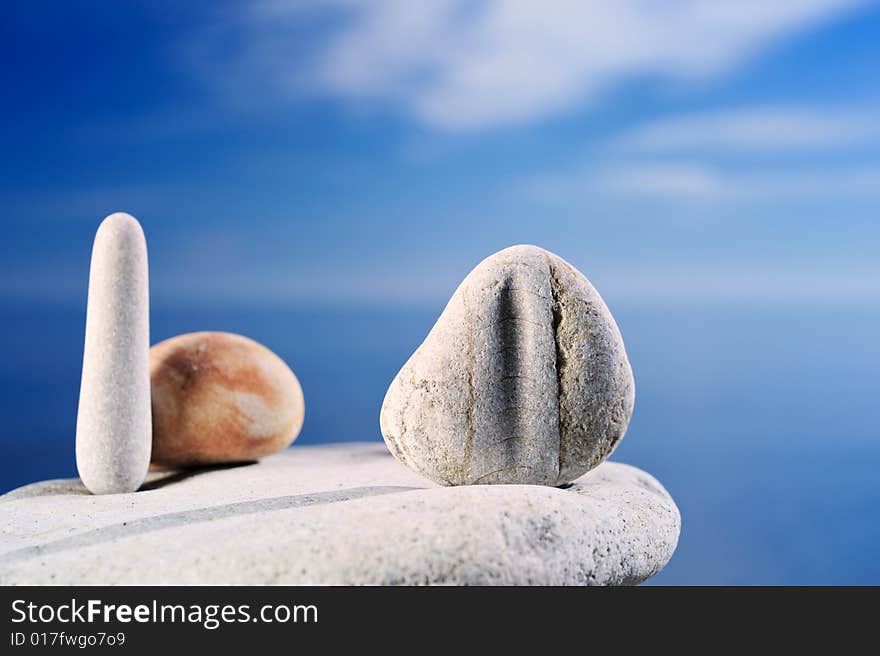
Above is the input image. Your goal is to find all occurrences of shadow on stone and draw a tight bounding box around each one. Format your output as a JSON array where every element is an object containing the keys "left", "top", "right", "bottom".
[{"left": 139, "top": 461, "right": 257, "bottom": 492}]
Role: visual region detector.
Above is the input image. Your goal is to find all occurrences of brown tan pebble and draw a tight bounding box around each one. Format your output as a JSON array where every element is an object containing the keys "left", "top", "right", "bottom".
[{"left": 149, "top": 331, "right": 304, "bottom": 469}]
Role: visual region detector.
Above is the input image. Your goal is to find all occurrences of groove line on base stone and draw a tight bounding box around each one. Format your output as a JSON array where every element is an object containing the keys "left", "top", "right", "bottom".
[{"left": 0, "top": 485, "right": 421, "bottom": 564}]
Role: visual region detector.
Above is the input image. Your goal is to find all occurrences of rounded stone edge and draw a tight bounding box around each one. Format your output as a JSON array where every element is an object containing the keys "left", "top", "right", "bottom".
[{"left": 380, "top": 244, "right": 635, "bottom": 487}]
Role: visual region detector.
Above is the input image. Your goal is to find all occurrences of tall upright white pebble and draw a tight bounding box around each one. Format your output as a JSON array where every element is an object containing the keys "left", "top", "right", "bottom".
[{"left": 76, "top": 212, "right": 151, "bottom": 494}]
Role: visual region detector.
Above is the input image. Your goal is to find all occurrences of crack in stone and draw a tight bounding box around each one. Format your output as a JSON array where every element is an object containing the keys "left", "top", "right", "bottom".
[
  {"left": 474, "top": 435, "right": 527, "bottom": 454},
  {"left": 547, "top": 255, "right": 566, "bottom": 484},
  {"left": 463, "top": 292, "right": 475, "bottom": 481},
  {"left": 471, "top": 464, "right": 535, "bottom": 484}
]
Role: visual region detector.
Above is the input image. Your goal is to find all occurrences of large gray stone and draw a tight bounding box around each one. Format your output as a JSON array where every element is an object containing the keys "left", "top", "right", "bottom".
[
  {"left": 76, "top": 212, "right": 151, "bottom": 494},
  {"left": 381, "top": 245, "right": 635, "bottom": 486},
  {"left": 0, "top": 443, "right": 678, "bottom": 585}
]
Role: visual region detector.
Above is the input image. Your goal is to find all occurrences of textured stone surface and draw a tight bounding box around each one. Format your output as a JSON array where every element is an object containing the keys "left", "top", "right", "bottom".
[
  {"left": 0, "top": 443, "right": 679, "bottom": 586},
  {"left": 75, "top": 213, "right": 151, "bottom": 495},
  {"left": 150, "top": 332, "right": 304, "bottom": 469},
  {"left": 381, "top": 245, "right": 635, "bottom": 486}
]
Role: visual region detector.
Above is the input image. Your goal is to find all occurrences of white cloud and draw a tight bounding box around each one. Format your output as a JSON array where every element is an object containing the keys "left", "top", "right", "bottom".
[
  {"left": 530, "top": 161, "right": 880, "bottom": 202},
  {"left": 596, "top": 163, "right": 729, "bottom": 200},
  {"left": 618, "top": 106, "right": 880, "bottom": 152},
  {"left": 196, "top": 0, "right": 868, "bottom": 130},
  {"left": 528, "top": 99, "right": 880, "bottom": 204}
]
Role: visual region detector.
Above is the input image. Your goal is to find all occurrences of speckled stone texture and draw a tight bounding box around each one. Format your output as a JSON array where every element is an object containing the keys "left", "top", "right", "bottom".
[
  {"left": 381, "top": 245, "right": 635, "bottom": 486},
  {"left": 75, "top": 213, "right": 151, "bottom": 494},
  {"left": 0, "top": 443, "right": 679, "bottom": 585}
]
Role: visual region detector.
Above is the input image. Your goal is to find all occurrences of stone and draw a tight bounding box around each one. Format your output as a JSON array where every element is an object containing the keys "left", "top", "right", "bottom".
[
  {"left": 0, "top": 443, "right": 679, "bottom": 585},
  {"left": 75, "top": 212, "right": 151, "bottom": 495},
  {"left": 149, "top": 332, "right": 305, "bottom": 469},
  {"left": 381, "top": 245, "right": 635, "bottom": 487}
]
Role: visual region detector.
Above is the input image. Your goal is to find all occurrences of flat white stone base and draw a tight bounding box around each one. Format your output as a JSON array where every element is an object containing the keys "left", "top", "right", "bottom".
[{"left": 0, "top": 443, "right": 680, "bottom": 585}]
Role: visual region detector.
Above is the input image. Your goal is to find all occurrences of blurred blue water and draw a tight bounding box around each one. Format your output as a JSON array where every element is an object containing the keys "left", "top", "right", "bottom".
[{"left": 1, "top": 299, "right": 877, "bottom": 585}]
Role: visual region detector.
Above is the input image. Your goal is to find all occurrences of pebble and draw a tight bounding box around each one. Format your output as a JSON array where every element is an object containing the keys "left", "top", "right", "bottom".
[
  {"left": 380, "top": 245, "right": 635, "bottom": 486},
  {"left": 149, "top": 332, "right": 304, "bottom": 468},
  {"left": 75, "top": 213, "right": 152, "bottom": 494}
]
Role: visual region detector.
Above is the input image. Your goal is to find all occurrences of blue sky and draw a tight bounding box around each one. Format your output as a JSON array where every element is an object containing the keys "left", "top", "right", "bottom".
[{"left": 3, "top": 0, "right": 879, "bottom": 308}]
